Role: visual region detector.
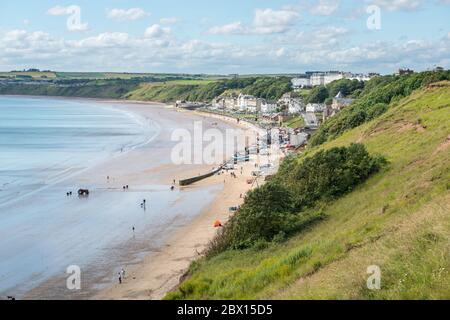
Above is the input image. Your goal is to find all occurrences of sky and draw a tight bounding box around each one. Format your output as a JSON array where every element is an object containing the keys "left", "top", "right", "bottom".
[{"left": 0, "top": 0, "right": 449, "bottom": 74}]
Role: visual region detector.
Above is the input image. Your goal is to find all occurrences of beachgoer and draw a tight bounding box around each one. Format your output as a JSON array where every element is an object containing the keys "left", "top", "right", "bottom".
[
  {"left": 118, "top": 273, "right": 122, "bottom": 284},
  {"left": 171, "top": 186, "right": 175, "bottom": 191},
  {"left": 121, "top": 268, "right": 126, "bottom": 279},
  {"left": 132, "top": 226, "right": 135, "bottom": 232}
]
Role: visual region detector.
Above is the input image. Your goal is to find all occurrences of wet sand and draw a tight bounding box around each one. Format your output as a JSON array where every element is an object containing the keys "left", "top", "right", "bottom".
[
  {"left": 5, "top": 99, "right": 245, "bottom": 299},
  {"left": 13, "top": 99, "right": 279, "bottom": 300},
  {"left": 95, "top": 108, "right": 282, "bottom": 300}
]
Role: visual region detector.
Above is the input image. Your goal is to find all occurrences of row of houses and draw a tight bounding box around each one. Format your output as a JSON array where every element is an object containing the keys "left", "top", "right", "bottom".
[
  {"left": 210, "top": 90, "right": 354, "bottom": 117},
  {"left": 212, "top": 94, "right": 278, "bottom": 114}
]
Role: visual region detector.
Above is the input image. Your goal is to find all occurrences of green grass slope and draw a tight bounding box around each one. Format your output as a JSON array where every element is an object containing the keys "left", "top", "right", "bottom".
[{"left": 166, "top": 82, "right": 450, "bottom": 300}]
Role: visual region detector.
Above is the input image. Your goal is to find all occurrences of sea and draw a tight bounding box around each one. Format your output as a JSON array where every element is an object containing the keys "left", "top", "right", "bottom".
[{"left": 0, "top": 96, "right": 220, "bottom": 299}]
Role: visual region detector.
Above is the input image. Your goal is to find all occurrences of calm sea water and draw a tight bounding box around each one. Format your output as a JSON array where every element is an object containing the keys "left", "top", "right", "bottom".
[
  {"left": 0, "top": 96, "right": 220, "bottom": 299},
  {"left": 0, "top": 96, "right": 156, "bottom": 205}
]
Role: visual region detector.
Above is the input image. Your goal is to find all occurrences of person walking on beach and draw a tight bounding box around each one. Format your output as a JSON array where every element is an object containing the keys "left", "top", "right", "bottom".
[
  {"left": 121, "top": 268, "right": 126, "bottom": 279},
  {"left": 118, "top": 273, "right": 122, "bottom": 284}
]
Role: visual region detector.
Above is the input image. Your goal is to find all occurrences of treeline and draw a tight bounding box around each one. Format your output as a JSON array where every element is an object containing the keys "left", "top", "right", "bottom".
[
  {"left": 309, "top": 70, "right": 450, "bottom": 146},
  {"left": 0, "top": 76, "right": 293, "bottom": 102},
  {"left": 206, "top": 144, "right": 385, "bottom": 255},
  {"left": 306, "top": 78, "right": 365, "bottom": 104},
  {"left": 127, "top": 76, "right": 292, "bottom": 102},
  {"left": 0, "top": 79, "right": 141, "bottom": 99}
]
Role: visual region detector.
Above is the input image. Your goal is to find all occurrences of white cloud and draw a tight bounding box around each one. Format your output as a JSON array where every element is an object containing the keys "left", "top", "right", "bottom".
[
  {"left": 46, "top": 5, "right": 88, "bottom": 32},
  {"left": 209, "top": 22, "right": 245, "bottom": 35},
  {"left": 144, "top": 24, "right": 171, "bottom": 38},
  {"left": 252, "top": 9, "right": 299, "bottom": 33},
  {"left": 107, "top": 8, "right": 150, "bottom": 21},
  {"left": 69, "top": 32, "right": 131, "bottom": 48},
  {"left": 47, "top": 6, "right": 74, "bottom": 16},
  {"left": 367, "top": 0, "right": 423, "bottom": 11},
  {"left": 310, "top": 0, "right": 340, "bottom": 16},
  {"left": 159, "top": 17, "right": 180, "bottom": 25},
  {"left": 0, "top": 26, "right": 448, "bottom": 74},
  {"left": 209, "top": 8, "right": 299, "bottom": 35},
  {"left": 275, "top": 47, "right": 286, "bottom": 57}
]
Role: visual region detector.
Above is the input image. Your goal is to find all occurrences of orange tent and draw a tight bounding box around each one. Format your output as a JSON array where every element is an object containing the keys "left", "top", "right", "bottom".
[{"left": 213, "top": 220, "right": 222, "bottom": 228}]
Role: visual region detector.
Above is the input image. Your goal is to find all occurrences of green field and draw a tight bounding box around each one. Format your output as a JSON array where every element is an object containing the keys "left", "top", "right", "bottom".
[
  {"left": 283, "top": 116, "right": 305, "bottom": 129},
  {"left": 0, "top": 71, "right": 57, "bottom": 79},
  {"left": 166, "top": 82, "right": 450, "bottom": 300},
  {"left": 0, "top": 71, "right": 222, "bottom": 81}
]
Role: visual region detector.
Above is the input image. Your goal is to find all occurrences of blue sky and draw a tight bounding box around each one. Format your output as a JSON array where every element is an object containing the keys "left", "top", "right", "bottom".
[{"left": 0, "top": 0, "right": 449, "bottom": 74}]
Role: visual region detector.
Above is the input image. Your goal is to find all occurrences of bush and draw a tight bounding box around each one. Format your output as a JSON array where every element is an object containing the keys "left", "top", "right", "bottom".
[
  {"left": 288, "top": 143, "right": 386, "bottom": 210},
  {"left": 206, "top": 143, "right": 385, "bottom": 254}
]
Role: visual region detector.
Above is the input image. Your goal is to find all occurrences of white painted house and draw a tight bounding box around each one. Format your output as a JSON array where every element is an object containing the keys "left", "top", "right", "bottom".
[
  {"left": 259, "top": 99, "right": 277, "bottom": 114},
  {"left": 237, "top": 94, "right": 258, "bottom": 112},
  {"left": 306, "top": 103, "right": 327, "bottom": 113},
  {"left": 288, "top": 99, "right": 305, "bottom": 114}
]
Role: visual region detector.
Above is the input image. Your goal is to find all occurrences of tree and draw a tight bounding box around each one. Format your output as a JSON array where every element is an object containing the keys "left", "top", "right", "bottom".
[{"left": 307, "top": 85, "right": 329, "bottom": 103}]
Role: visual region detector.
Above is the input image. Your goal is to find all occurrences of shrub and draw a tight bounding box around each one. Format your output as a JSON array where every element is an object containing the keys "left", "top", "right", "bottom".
[{"left": 206, "top": 143, "right": 385, "bottom": 255}]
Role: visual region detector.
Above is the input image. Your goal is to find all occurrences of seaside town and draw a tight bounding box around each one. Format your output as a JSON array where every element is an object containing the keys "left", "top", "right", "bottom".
[{"left": 174, "top": 70, "right": 386, "bottom": 152}]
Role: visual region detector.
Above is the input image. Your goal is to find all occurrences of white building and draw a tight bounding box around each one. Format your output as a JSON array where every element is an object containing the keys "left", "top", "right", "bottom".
[
  {"left": 290, "top": 132, "right": 309, "bottom": 147},
  {"left": 306, "top": 103, "right": 327, "bottom": 113},
  {"left": 311, "top": 72, "right": 344, "bottom": 86},
  {"left": 237, "top": 94, "right": 258, "bottom": 113},
  {"left": 260, "top": 100, "right": 277, "bottom": 114},
  {"left": 278, "top": 92, "right": 293, "bottom": 105},
  {"left": 224, "top": 97, "right": 238, "bottom": 111},
  {"left": 288, "top": 99, "right": 305, "bottom": 114},
  {"left": 291, "top": 77, "right": 311, "bottom": 89}
]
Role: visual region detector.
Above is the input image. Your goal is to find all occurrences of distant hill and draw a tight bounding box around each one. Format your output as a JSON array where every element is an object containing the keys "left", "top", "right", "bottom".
[
  {"left": 166, "top": 81, "right": 450, "bottom": 299},
  {"left": 0, "top": 75, "right": 292, "bottom": 102}
]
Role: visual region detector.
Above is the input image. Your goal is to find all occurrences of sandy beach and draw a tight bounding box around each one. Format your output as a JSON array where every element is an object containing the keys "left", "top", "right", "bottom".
[
  {"left": 94, "top": 106, "right": 281, "bottom": 300},
  {"left": 0, "top": 96, "right": 281, "bottom": 300}
]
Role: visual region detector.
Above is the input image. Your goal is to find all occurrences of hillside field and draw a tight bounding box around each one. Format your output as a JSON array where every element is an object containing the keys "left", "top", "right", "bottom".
[{"left": 166, "top": 82, "right": 450, "bottom": 300}]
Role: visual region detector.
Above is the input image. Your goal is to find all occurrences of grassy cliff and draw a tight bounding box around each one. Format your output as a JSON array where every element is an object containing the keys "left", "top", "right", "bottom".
[
  {"left": 166, "top": 81, "right": 450, "bottom": 300},
  {"left": 0, "top": 76, "right": 292, "bottom": 103}
]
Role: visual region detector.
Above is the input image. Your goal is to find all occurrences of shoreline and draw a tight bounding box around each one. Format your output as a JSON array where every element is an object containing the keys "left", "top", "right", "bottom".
[
  {"left": 95, "top": 108, "right": 281, "bottom": 300},
  {"left": 1, "top": 94, "right": 280, "bottom": 300}
]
